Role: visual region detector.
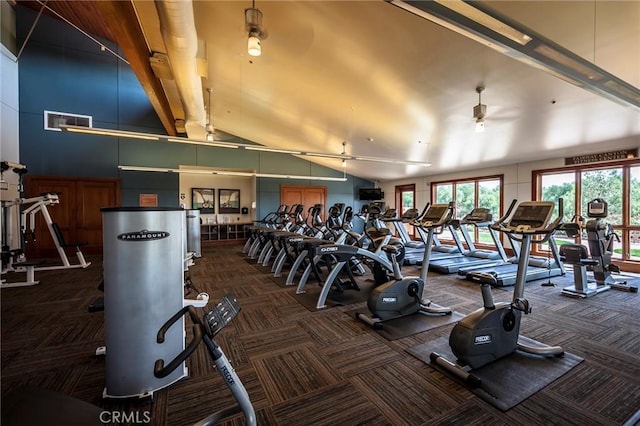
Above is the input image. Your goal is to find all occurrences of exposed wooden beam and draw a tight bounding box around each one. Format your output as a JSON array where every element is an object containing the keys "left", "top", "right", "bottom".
[
  {"left": 94, "top": 1, "right": 177, "bottom": 136},
  {"left": 18, "top": 1, "right": 116, "bottom": 41}
]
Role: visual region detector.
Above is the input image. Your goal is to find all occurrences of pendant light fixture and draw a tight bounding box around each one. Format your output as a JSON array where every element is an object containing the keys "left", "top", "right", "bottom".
[
  {"left": 245, "top": 1, "right": 266, "bottom": 57},
  {"left": 474, "top": 86, "right": 486, "bottom": 132}
]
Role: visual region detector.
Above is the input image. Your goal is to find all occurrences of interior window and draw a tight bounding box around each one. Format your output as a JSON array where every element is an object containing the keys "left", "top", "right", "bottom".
[
  {"left": 540, "top": 172, "right": 576, "bottom": 222},
  {"left": 435, "top": 184, "right": 453, "bottom": 205},
  {"left": 455, "top": 182, "right": 475, "bottom": 218},
  {"left": 630, "top": 166, "right": 640, "bottom": 261},
  {"left": 631, "top": 166, "right": 640, "bottom": 226},
  {"left": 477, "top": 179, "right": 501, "bottom": 245},
  {"left": 431, "top": 176, "right": 503, "bottom": 246},
  {"left": 581, "top": 168, "right": 623, "bottom": 225},
  {"left": 540, "top": 172, "right": 576, "bottom": 251},
  {"left": 533, "top": 160, "right": 640, "bottom": 270},
  {"left": 395, "top": 184, "right": 416, "bottom": 238}
]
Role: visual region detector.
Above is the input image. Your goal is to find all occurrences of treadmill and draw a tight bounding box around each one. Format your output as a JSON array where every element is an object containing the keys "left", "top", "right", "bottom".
[
  {"left": 428, "top": 206, "right": 510, "bottom": 274},
  {"left": 457, "top": 234, "right": 519, "bottom": 277},
  {"left": 428, "top": 232, "right": 465, "bottom": 259},
  {"left": 411, "top": 203, "right": 466, "bottom": 266},
  {"left": 414, "top": 202, "right": 458, "bottom": 283},
  {"left": 458, "top": 201, "right": 565, "bottom": 287},
  {"left": 383, "top": 204, "right": 429, "bottom": 265},
  {"left": 414, "top": 215, "right": 466, "bottom": 265}
]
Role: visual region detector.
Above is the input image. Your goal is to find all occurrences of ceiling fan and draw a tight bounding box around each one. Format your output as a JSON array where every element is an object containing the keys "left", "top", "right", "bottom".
[{"left": 472, "top": 86, "right": 520, "bottom": 131}]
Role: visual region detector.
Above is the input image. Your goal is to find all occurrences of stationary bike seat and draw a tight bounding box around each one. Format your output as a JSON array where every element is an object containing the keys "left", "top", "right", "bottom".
[{"left": 467, "top": 271, "right": 498, "bottom": 286}]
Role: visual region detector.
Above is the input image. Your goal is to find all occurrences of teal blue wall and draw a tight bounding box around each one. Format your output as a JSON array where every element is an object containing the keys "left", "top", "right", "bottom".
[{"left": 16, "top": 6, "right": 373, "bottom": 214}]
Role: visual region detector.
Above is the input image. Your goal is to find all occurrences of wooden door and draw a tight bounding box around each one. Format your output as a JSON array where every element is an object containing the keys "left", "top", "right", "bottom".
[
  {"left": 280, "top": 185, "right": 327, "bottom": 221},
  {"left": 395, "top": 183, "right": 416, "bottom": 239},
  {"left": 281, "top": 186, "right": 304, "bottom": 208},
  {"left": 76, "top": 180, "right": 120, "bottom": 250},
  {"left": 24, "top": 176, "right": 120, "bottom": 258}
]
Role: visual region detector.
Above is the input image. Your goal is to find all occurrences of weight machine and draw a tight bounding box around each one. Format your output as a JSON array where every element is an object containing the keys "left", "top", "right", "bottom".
[
  {"left": 560, "top": 198, "right": 637, "bottom": 297},
  {"left": 1, "top": 161, "right": 90, "bottom": 288}
]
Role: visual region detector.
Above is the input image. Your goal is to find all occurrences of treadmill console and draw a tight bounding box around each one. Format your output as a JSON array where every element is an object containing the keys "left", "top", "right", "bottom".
[
  {"left": 381, "top": 208, "right": 397, "bottom": 219},
  {"left": 419, "top": 204, "right": 450, "bottom": 227},
  {"left": 401, "top": 208, "right": 420, "bottom": 222},
  {"left": 463, "top": 208, "right": 492, "bottom": 223},
  {"left": 507, "top": 201, "right": 554, "bottom": 232},
  {"left": 369, "top": 201, "right": 386, "bottom": 213},
  {"left": 366, "top": 204, "right": 382, "bottom": 218}
]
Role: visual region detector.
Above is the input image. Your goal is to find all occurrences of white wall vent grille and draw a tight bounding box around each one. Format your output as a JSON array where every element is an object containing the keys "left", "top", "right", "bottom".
[{"left": 44, "top": 110, "right": 93, "bottom": 131}]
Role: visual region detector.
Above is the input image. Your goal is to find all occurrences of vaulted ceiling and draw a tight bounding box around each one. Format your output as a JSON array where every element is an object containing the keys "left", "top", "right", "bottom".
[{"left": 18, "top": 1, "right": 640, "bottom": 181}]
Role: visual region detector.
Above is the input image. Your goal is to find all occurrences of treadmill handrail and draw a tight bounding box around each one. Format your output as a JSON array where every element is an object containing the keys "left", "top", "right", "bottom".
[
  {"left": 493, "top": 199, "right": 518, "bottom": 226},
  {"left": 408, "top": 203, "right": 430, "bottom": 227},
  {"left": 416, "top": 202, "right": 431, "bottom": 222}
]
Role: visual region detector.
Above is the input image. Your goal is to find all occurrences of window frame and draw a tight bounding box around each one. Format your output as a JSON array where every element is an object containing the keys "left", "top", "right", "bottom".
[
  {"left": 532, "top": 157, "right": 640, "bottom": 272},
  {"left": 430, "top": 174, "right": 504, "bottom": 248},
  {"left": 395, "top": 183, "right": 416, "bottom": 239}
]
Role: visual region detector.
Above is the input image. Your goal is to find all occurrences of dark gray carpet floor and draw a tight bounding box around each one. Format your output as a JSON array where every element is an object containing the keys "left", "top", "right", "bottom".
[{"left": 2, "top": 245, "right": 640, "bottom": 425}]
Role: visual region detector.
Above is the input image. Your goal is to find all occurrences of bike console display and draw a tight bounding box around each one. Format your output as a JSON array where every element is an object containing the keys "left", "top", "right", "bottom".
[
  {"left": 587, "top": 198, "right": 607, "bottom": 218},
  {"left": 204, "top": 294, "right": 242, "bottom": 337}
]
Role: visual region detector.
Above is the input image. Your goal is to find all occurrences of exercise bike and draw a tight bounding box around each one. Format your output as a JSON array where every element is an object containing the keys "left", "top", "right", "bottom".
[
  {"left": 355, "top": 204, "right": 454, "bottom": 329},
  {"left": 154, "top": 294, "right": 256, "bottom": 425},
  {"left": 430, "top": 200, "right": 565, "bottom": 387}
]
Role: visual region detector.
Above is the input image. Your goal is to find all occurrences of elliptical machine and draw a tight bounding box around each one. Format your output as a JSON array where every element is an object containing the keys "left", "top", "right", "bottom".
[
  {"left": 154, "top": 294, "right": 256, "bottom": 425},
  {"left": 430, "top": 200, "right": 565, "bottom": 387},
  {"left": 355, "top": 204, "right": 454, "bottom": 329}
]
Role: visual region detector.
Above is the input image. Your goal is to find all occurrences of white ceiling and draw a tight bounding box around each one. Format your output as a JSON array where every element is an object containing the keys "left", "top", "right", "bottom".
[{"left": 133, "top": 1, "right": 640, "bottom": 181}]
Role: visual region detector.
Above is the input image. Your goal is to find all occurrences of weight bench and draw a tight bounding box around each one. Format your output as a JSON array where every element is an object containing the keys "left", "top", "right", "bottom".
[
  {"left": 50, "top": 222, "right": 90, "bottom": 268},
  {"left": 1, "top": 260, "right": 45, "bottom": 288}
]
